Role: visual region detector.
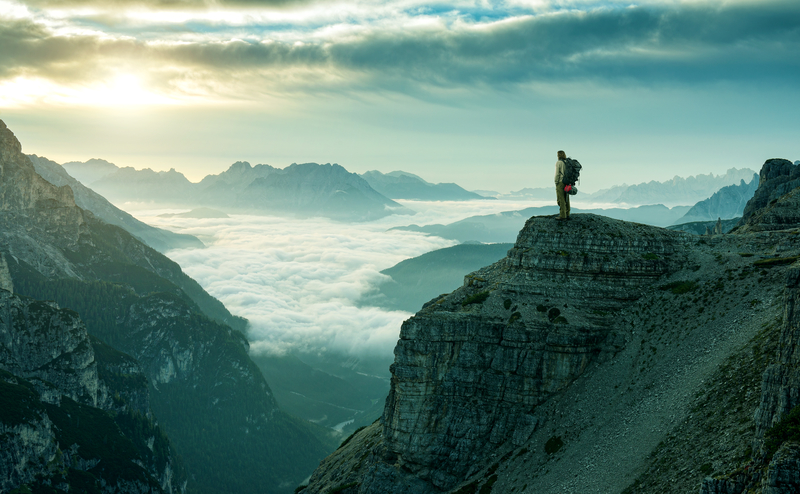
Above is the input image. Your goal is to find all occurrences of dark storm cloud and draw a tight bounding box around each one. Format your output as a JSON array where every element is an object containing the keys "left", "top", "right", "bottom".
[
  {"left": 3, "top": 0, "right": 799, "bottom": 92},
  {"left": 0, "top": 19, "right": 140, "bottom": 81},
  {"left": 322, "top": 1, "right": 800, "bottom": 86}
]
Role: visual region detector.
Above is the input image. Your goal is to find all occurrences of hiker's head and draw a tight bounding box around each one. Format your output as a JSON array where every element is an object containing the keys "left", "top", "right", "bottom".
[{"left": 557, "top": 150, "right": 566, "bottom": 160}]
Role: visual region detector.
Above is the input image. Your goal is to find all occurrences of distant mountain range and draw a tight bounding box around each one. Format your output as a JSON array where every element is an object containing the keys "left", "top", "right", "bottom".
[
  {"left": 675, "top": 173, "right": 759, "bottom": 224},
  {"left": 61, "top": 159, "right": 412, "bottom": 221},
  {"left": 28, "top": 155, "right": 204, "bottom": 252},
  {"left": 360, "top": 170, "right": 489, "bottom": 201},
  {"left": 499, "top": 168, "right": 757, "bottom": 206},
  {"left": 595, "top": 167, "right": 756, "bottom": 206}
]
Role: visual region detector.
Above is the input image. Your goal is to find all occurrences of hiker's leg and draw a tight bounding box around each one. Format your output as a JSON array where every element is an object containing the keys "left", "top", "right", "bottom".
[{"left": 556, "top": 184, "right": 567, "bottom": 219}]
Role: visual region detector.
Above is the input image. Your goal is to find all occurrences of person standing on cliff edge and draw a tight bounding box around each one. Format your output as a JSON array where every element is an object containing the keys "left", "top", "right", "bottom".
[{"left": 555, "top": 150, "right": 570, "bottom": 221}]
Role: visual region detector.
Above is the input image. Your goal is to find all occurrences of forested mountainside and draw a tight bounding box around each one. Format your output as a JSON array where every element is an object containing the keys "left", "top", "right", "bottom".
[
  {"left": 0, "top": 119, "right": 335, "bottom": 494},
  {"left": 301, "top": 158, "right": 800, "bottom": 494},
  {"left": 361, "top": 243, "right": 514, "bottom": 313}
]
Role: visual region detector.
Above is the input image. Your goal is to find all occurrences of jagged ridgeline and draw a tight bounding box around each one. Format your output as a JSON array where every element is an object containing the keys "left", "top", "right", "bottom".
[
  {"left": 0, "top": 119, "right": 336, "bottom": 493},
  {"left": 301, "top": 159, "right": 800, "bottom": 494}
]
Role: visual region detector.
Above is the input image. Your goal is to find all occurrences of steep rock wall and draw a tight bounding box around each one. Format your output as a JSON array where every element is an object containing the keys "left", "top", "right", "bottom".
[
  {"left": 0, "top": 289, "right": 98, "bottom": 405},
  {"left": 737, "top": 159, "right": 800, "bottom": 232},
  {"left": 0, "top": 289, "right": 186, "bottom": 493},
  {"left": 359, "top": 214, "right": 691, "bottom": 493},
  {"left": 754, "top": 266, "right": 800, "bottom": 444}
]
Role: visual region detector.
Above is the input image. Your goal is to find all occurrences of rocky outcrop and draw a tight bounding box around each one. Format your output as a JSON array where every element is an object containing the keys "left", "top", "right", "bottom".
[
  {"left": 0, "top": 289, "right": 187, "bottom": 494},
  {"left": 0, "top": 252, "right": 12, "bottom": 292},
  {"left": 763, "top": 442, "right": 800, "bottom": 493},
  {"left": 703, "top": 162, "right": 800, "bottom": 494},
  {"left": 753, "top": 266, "right": 800, "bottom": 446},
  {"left": 736, "top": 159, "right": 800, "bottom": 231},
  {"left": 738, "top": 187, "right": 800, "bottom": 233},
  {"left": 304, "top": 214, "right": 691, "bottom": 494},
  {"left": 0, "top": 289, "right": 98, "bottom": 405}
]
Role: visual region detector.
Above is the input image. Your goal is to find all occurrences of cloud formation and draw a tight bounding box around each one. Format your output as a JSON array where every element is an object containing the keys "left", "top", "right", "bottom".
[
  {"left": 2, "top": 0, "right": 799, "bottom": 104},
  {"left": 134, "top": 201, "right": 535, "bottom": 363}
]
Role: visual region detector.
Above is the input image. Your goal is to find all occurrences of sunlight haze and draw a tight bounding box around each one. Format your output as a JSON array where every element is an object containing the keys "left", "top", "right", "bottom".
[{"left": 2, "top": 0, "right": 798, "bottom": 191}]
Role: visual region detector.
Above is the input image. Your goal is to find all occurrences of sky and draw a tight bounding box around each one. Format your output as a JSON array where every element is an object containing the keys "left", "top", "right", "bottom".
[{"left": 1, "top": 0, "right": 798, "bottom": 192}]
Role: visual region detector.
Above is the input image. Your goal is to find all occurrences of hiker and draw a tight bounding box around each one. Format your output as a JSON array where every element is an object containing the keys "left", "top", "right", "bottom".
[{"left": 555, "top": 150, "right": 570, "bottom": 220}]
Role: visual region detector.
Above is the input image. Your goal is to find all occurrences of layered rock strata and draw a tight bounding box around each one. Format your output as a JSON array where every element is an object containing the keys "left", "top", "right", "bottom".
[
  {"left": 309, "top": 214, "right": 691, "bottom": 493},
  {"left": 755, "top": 266, "right": 800, "bottom": 445},
  {"left": 694, "top": 158, "right": 800, "bottom": 494}
]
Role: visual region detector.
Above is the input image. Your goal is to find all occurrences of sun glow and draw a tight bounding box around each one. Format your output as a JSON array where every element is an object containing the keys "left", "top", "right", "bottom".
[{"left": 0, "top": 74, "right": 179, "bottom": 108}]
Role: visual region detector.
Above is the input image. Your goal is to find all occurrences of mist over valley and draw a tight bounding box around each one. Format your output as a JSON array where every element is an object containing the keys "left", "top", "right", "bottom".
[{"left": 3, "top": 116, "right": 799, "bottom": 494}]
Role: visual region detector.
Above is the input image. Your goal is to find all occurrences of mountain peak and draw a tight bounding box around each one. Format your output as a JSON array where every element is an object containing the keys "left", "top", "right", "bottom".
[
  {"left": 228, "top": 160, "right": 252, "bottom": 171},
  {"left": 0, "top": 119, "right": 79, "bottom": 214},
  {"left": 735, "top": 158, "right": 800, "bottom": 232}
]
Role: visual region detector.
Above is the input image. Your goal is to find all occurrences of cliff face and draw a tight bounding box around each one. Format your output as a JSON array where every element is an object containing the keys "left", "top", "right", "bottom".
[
  {"left": 736, "top": 159, "right": 800, "bottom": 232},
  {"left": 0, "top": 291, "right": 98, "bottom": 406},
  {"left": 304, "top": 215, "right": 695, "bottom": 494},
  {"left": 303, "top": 157, "right": 800, "bottom": 494},
  {"left": 754, "top": 267, "right": 800, "bottom": 444},
  {"left": 0, "top": 119, "right": 333, "bottom": 493},
  {"left": 0, "top": 121, "right": 89, "bottom": 279},
  {"left": 0, "top": 289, "right": 186, "bottom": 493},
  {"left": 698, "top": 265, "right": 800, "bottom": 494},
  {"left": 374, "top": 216, "right": 690, "bottom": 491}
]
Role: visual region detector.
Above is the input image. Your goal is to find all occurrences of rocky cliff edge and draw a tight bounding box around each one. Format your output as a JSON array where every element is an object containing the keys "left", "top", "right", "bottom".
[{"left": 302, "top": 156, "right": 800, "bottom": 494}]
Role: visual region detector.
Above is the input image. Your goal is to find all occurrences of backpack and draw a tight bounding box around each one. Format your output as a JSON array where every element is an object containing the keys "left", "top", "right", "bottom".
[{"left": 562, "top": 157, "right": 582, "bottom": 186}]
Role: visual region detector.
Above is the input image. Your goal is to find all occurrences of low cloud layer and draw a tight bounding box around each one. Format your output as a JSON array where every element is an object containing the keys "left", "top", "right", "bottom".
[
  {"left": 136, "top": 201, "right": 530, "bottom": 361},
  {"left": 2, "top": 0, "right": 799, "bottom": 103}
]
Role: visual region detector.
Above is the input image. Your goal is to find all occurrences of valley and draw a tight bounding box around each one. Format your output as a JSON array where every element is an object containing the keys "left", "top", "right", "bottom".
[{"left": 2, "top": 115, "right": 799, "bottom": 493}]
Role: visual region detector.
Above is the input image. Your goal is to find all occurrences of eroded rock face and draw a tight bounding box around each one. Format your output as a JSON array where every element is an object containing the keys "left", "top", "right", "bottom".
[
  {"left": 0, "top": 289, "right": 186, "bottom": 494},
  {"left": 739, "top": 188, "right": 800, "bottom": 233},
  {"left": 0, "top": 289, "right": 98, "bottom": 405},
  {"left": 1, "top": 118, "right": 329, "bottom": 494},
  {"left": 0, "top": 393, "right": 60, "bottom": 493},
  {"left": 363, "top": 214, "right": 692, "bottom": 492},
  {"left": 737, "top": 159, "right": 800, "bottom": 232},
  {"left": 754, "top": 267, "right": 800, "bottom": 446},
  {"left": 0, "top": 253, "right": 12, "bottom": 292},
  {"left": 762, "top": 442, "right": 800, "bottom": 494}
]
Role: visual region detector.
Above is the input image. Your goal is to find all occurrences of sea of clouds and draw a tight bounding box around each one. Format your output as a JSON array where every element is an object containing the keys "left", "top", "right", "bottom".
[{"left": 134, "top": 200, "right": 550, "bottom": 365}]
